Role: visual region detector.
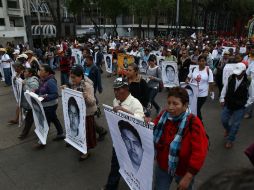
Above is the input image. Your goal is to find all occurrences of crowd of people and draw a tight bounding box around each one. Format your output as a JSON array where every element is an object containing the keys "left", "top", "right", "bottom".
[{"left": 0, "top": 33, "right": 254, "bottom": 189}]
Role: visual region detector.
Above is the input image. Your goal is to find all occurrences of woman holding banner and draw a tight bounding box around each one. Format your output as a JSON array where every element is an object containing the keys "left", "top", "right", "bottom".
[
  {"left": 66, "top": 65, "right": 97, "bottom": 161},
  {"left": 153, "top": 87, "right": 208, "bottom": 190}
]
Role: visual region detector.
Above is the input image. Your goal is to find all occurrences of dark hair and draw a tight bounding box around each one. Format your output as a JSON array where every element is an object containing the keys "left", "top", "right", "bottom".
[
  {"left": 165, "top": 65, "right": 175, "bottom": 73},
  {"left": 25, "top": 68, "right": 38, "bottom": 77},
  {"left": 167, "top": 87, "right": 189, "bottom": 105},
  {"left": 198, "top": 169, "right": 254, "bottom": 190},
  {"left": 198, "top": 55, "right": 207, "bottom": 62},
  {"left": 86, "top": 55, "right": 93, "bottom": 61},
  {"left": 148, "top": 54, "right": 156, "bottom": 62},
  {"left": 128, "top": 63, "right": 139, "bottom": 73},
  {"left": 70, "top": 65, "right": 84, "bottom": 79},
  {"left": 68, "top": 97, "right": 80, "bottom": 119},
  {"left": 40, "top": 64, "right": 55, "bottom": 75},
  {"left": 118, "top": 120, "right": 142, "bottom": 145}
]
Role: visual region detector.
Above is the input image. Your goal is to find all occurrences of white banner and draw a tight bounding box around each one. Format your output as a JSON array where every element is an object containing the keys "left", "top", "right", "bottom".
[
  {"left": 104, "top": 54, "right": 113, "bottom": 73},
  {"left": 24, "top": 91, "right": 49, "bottom": 145},
  {"left": 180, "top": 82, "right": 198, "bottom": 115},
  {"left": 161, "top": 61, "right": 179, "bottom": 88},
  {"left": 223, "top": 64, "right": 237, "bottom": 85},
  {"left": 103, "top": 105, "right": 154, "bottom": 190},
  {"left": 71, "top": 48, "right": 82, "bottom": 65},
  {"left": 62, "top": 88, "right": 87, "bottom": 154},
  {"left": 156, "top": 56, "right": 165, "bottom": 69},
  {"left": 139, "top": 59, "right": 148, "bottom": 74},
  {"left": 12, "top": 77, "right": 23, "bottom": 105}
]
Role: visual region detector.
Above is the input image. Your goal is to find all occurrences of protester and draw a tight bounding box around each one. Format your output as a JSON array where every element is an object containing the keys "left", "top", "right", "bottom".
[
  {"left": 146, "top": 55, "right": 162, "bottom": 114},
  {"left": 58, "top": 50, "right": 74, "bottom": 85},
  {"left": 65, "top": 65, "right": 97, "bottom": 160},
  {"left": 220, "top": 63, "right": 249, "bottom": 149},
  {"left": 102, "top": 77, "right": 144, "bottom": 190},
  {"left": 186, "top": 55, "right": 214, "bottom": 121},
  {"left": 24, "top": 50, "right": 40, "bottom": 72},
  {"left": 153, "top": 87, "right": 208, "bottom": 190},
  {"left": 33, "top": 64, "right": 65, "bottom": 148},
  {"left": 93, "top": 46, "right": 104, "bottom": 73},
  {"left": 165, "top": 49, "right": 177, "bottom": 62},
  {"left": 0, "top": 48, "right": 12, "bottom": 86},
  {"left": 178, "top": 49, "right": 192, "bottom": 82},
  {"left": 19, "top": 68, "right": 39, "bottom": 139}
]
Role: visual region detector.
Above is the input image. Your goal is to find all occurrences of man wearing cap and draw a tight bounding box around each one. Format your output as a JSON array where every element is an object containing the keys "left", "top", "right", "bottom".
[
  {"left": 0, "top": 48, "right": 12, "bottom": 86},
  {"left": 102, "top": 78, "right": 144, "bottom": 190},
  {"left": 220, "top": 63, "right": 249, "bottom": 149},
  {"left": 165, "top": 49, "right": 177, "bottom": 62}
]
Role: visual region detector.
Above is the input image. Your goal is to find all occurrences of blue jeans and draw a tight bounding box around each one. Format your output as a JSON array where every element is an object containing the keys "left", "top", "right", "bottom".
[
  {"left": 60, "top": 72, "right": 69, "bottom": 85},
  {"left": 148, "top": 87, "right": 160, "bottom": 112},
  {"left": 3, "top": 68, "right": 12, "bottom": 86},
  {"left": 221, "top": 106, "right": 245, "bottom": 142},
  {"left": 154, "top": 165, "right": 194, "bottom": 190}
]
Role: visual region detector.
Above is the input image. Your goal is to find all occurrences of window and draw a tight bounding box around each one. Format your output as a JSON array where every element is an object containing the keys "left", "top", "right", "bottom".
[
  {"left": 9, "top": 17, "right": 24, "bottom": 27},
  {"left": 0, "top": 18, "right": 5, "bottom": 26},
  {"left": 0, "top": 0, "right": 2, "bottom": 7},
  {"left": 7, "top": 0, "right": 19, "bottom": 9}
]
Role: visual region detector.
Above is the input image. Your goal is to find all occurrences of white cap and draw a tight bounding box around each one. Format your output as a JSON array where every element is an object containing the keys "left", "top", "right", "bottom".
[
  {"left": 13, "top": 49, "right": 20, "bottom": 55},
  {"left": 233, "top": 63, "right": 246, "bottom": 75}
]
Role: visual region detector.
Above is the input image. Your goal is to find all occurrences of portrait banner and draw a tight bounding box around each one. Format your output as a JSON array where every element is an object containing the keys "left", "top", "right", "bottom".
[
  {"left": 139, "top": 59, "right": 148, "bottom": 74},
  {"left": 71, "top": 48, "right": 82, "bottom": 65},
  {"left": 104, "top": 54, "right": 113, "bottom": 73},
  {"left": 180, "top": 82, "right": 198, "bottom": 115},
  {"left": 103, "top": 104, "right": 154, "bottom": 190},
  {"left": 161, "top": 61, "right": 179, "bottom": 88},
  {"left": 16, "top": 78, "right": 23, "bottom": 106},
  {"left": 223, "top": 64, "right": 237, "bottom": 85},
  {"left": 24, "top": 91, "right": 49, "bottom": 145},
  {"left": 156, "top": 56, "right": 165, "bottom": 69},
  {"left": 12, "top": 76, "right": 18, "bottom": 103},
  {"left": 62, "top": 88, "right": 87, "bottom": 154},
  {"left": 117, "top": 53, "right": 135, "bottom": 75}
]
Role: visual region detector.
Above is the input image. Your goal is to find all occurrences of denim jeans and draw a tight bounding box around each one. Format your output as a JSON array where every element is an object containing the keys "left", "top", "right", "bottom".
[
  {"left": 221, "top": 106, "right": 245, "bottom": 142},
  {"left": 44, "top": 105, "right": 63, "bottom": 135},
  {"left": 3, "top": 68, "right": 12, "bottom": 86},
  {"left": 60, "top": 72, "right": 69, "bottom": 85},
  {"left": 197, "top": 97, "right": 207, "bottom": 121},
  {"left": 105, "top": 148, "right": 121, "bottom": 190},
  {"left": 154, "top": 165, "right": 194, "bottom": 190},
  {"left": 148, "top": 87, "right": 160, "bottom": 112}
]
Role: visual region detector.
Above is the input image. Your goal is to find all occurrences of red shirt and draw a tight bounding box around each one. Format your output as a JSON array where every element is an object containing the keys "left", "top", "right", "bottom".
[
  {"left": 153, "top": 111, "right": 208, "bottom": 176},
  {"left": 60, "top": 56, "right": 74, "bottom": 73}
]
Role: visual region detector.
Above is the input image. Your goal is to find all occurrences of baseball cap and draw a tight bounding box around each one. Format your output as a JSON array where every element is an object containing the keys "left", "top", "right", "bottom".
[
  {"left": 233, "top": 62, "right": 246, "bottom": 75},
  {"left": 113, "top": 77, "right": 128, "bottom": 89}
]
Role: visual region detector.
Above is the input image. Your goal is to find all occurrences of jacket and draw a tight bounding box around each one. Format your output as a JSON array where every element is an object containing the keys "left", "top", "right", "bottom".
[
  {"left": 69, "top": 76, "right": 97, "bottom": 116},
  {"left": 225, "top": 74, "right": 249, "bottom": 110},
  {"left": 153, "top": 111, "right": 208, "bottom": 177},
  {"left": 85, "top": 64, "right": 103, "bottom": 93},
  {"left": 35, "top": 74, "right": 58, "bottom": 107}
]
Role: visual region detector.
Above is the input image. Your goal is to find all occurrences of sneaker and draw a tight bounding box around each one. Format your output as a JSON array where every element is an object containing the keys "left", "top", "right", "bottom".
[
  {"left": 98, "top": 130, "right": 108, "bottom": 142},
  {"left": 53, "top": 134, "right": 65, "bottom": 141}
]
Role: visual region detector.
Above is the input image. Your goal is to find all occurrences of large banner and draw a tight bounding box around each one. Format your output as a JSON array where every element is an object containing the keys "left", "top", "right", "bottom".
[
  {"left": 180, "top": 82, "right": 198, "bottom": 115},
  {"left": 161, "top": 61, "right": 179, "bottom": 88},
  {"left": 223, "top": 64, "right": 236, "bottom": 85},
  {"left": 71, "top": 48, "right": 82, "bottom": 65},
  {"left": 104, "top": 54, "right": 113, "bottom": 73},
  {"left": 24, "top": 91, "right": 49, "bottom": 144},
  {"left": 117, "top": 53, "right": 135, "bottom": 74},
  {"left": 103, "top": 105, "right": 154, "bottom": 190},
  {"left": 62, "top": 88, "right": 87, "bottom": 154},
  {"left": 12, "top": 77, "right": 23, "bottom": 105}
]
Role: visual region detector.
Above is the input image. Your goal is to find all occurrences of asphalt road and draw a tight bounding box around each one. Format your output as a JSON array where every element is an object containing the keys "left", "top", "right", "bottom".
[{"left": 0, "top": 70, "right": 253, "bottom": 190}]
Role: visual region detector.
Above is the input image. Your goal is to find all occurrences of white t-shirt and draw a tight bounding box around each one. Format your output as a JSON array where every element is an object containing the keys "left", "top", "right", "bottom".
[
  {"left": 1, "top": 54, "right": 11, "bottom": 68},
  {"left": 188, "top": 67, "right": 214, "bottom": 97}
]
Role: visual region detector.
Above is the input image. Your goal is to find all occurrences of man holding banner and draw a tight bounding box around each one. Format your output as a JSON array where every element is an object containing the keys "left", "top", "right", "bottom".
[{"left": 102, "top": 77, "right": 144, "bottom": 190}]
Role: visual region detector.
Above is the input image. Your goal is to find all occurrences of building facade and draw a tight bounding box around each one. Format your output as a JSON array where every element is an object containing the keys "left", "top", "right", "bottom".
[{"left": 0, "top": 0, "right": 27, "bottom": 45}]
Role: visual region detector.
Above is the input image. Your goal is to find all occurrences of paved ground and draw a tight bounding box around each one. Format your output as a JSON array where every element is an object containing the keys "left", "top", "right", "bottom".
[{"left": 0, "top": 70, "right": 253, "bottom": 190}]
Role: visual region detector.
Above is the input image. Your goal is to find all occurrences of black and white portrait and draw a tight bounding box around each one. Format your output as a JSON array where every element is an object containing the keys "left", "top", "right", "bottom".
[
  {"left": 118, "top": 120, "right": 144, "bottom": 173},
  {"left": 31, "top": 97, "right": 45, "bottom": 130},
  {"left": 162, "top": 61, "right": 179, "bottom": 87},
  {"left": 68, "top": 97, "right": 80, "bottom": 137},
  {"left": 156, "top": 56, "right": 165, "bottom": 69},
  {"left": 104, "top": 54, "right": 113, "bottom": 73},
  {"left": 139, "top": 60, "right": 148, "bottom": 73},
  {"left": 180, "top": 82, "right": 198, "bottom": 115}
]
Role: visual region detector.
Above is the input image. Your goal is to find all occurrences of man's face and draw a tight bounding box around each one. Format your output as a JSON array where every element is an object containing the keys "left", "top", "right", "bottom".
[
  {"left": 68, "top": 104, "right": 79, "bottom": 133},
  {"left": 114, "top": 87, "right": 126, "bottom": 102},
  {"left": 166, "top": 67, "right": 175, "bottom": 82},
  {"left": 121, "top": 129, "right": 143, "bottom": 167}
]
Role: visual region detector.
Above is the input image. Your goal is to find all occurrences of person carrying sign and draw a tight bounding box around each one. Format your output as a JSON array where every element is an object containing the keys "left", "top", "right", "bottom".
[{"left": 102, "top": 77, "right": 144, "bottom": 190}]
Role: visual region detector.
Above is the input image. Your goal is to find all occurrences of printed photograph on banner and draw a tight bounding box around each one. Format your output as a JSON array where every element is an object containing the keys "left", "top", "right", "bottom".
[
  {"left": 62, "top": 88, "right": 87, "bottom": 154},
  {"left": 156, "top": 56, "right": 165, "bottom": 69},
  {"left": 24, "top": 91, "right": 49, "bottom": 145},
  {"left": 104, "top": 54, "right": 113, "bottom": 73},
  {"left": 139, "top": 59, "right": 148, "bottom": 74},
  {"left": 103, "top": 105, "right": 154, "bottom": 190},
  {"left": 223, "top": 64, "right": 237, "bottom": 85},
  {"left": 161, "top": 61, "right": 179, "bottom": 88},
  {"left": 12, "top": 76, "right": 18, "bottom": 102},
  {"left": 16, "top": 78, "right": 23, "bottom": 106},
  {"left": 151, "top": 51, "right": 161, "bottom": 56},
  {"left": 180, "top": 82, "right": 198, "bottom": 115},
  {"left": 71, "top": 48, "right": 82, "bottom": 65},
  {"left": 117, "top": 53, "right": 135, "bottom": 75}
]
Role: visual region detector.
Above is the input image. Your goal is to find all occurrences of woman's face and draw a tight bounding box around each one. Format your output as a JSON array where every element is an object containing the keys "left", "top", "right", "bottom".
[
  {"left": 198, "top": 58, "right": 206, "bottom": 67},
  {"left": 38, "top": 67, "right": 49, "bottom": 78},
  {"left": 126, "top": 66, "right": 137, "bottom": 78},
  {"left": 167, "top": 96, "right": 187, "bottom": 117},
  {"left": 70, "top": 73, "right": 82, "bottom": 85},
  {"left": 148, "top": 59, "right": 155, "bottom": 67}
]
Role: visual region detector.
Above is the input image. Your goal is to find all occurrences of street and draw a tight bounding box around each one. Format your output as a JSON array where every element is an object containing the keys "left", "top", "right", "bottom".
[{"left": 0, "top": 70, "right": 253, "bottom": 190}]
